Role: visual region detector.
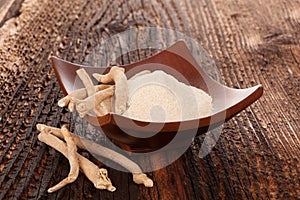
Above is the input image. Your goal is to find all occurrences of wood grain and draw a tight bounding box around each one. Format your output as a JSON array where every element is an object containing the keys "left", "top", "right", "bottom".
[{"left": 0, "top": 0, "right": 299, "bottom": 199}]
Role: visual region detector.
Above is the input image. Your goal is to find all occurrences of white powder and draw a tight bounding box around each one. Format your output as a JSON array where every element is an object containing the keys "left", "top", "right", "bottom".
[{"left": 122, "top": 70, "right": 212, "bottom": 122}]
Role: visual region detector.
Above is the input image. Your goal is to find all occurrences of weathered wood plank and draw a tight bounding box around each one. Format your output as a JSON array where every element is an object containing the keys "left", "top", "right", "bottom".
[{"left": 0, "top": 0, "right": 299, "bottom": 199}]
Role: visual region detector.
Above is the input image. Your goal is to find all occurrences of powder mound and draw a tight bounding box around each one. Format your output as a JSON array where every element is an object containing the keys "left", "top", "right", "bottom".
[{"left": 122, "top": 70, "right": 212, "bottom": 122}]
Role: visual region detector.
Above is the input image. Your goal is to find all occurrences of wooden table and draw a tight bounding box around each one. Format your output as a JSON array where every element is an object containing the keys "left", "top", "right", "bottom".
[{"left": 0, "top": 0, "right": 299, "bottom": 199}]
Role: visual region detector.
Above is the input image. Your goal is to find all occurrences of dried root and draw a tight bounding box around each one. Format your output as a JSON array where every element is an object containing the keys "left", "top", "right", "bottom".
[
  {"left": 47, "top": 125, "right": 79, "bottom": 193},
  {"left": 72, "top": 86, "right": 114, "bottom": 118},
  {"left": 93, "top": 66, "right": 128, "bottom": 114},
  {"left": 46, "top": 68, "right": 154, "bottom": 192},
  {"left": 37, "top": 124, "right": 154, "bottom": 191},
  {"left": 58, "top": 67, "right": 130, "bottom": 116},
  {"left": 76, "top": 68, "right": 96, "bottom": 96},
  {"left": 57, "top": 85, "right": 111, "bottom": 108},
  {"left": 58, "top": 84, "right": 114, "bottom": 117},
  {"left": 37, "top": 124, "right": 116, "bottom": 192},
  {"left": 133, "top": 173, "right": 153, "bottom": 187}
]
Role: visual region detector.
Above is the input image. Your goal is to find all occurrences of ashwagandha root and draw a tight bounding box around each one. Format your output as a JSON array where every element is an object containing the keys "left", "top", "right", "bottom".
[
  {"left": 133, "top": 173, "right": 153, "bottom": 187},
  {"left": 58, "top": 86, "right": 114, "bottom": 118},
  {"left": 37, "top": 124, "right": 153, "bottom": 188},
  {"left": 44, "top": 67, "right": 154, "bottom": 191},
  {"left": 98, "top": 97, "right": 112, "bottom": 116},
  {"left": 58, "top": 67, "right": 129, "bottom": 117},
  {"left": 47, "top": 125, "right": 79, "bottom": 193},
  {"left": 93, "top": 66, "right": 128, "bottom": 115},
  {"left": 57, "top": 85, "right": 111, "bottom": 109},
  {"left": 75, "top": 69, "right": 115, "bottom": 117},
  {"left": 72, "top": 86, "right": 115, "bottom": 118},
  {"left": 76, "top": 69, "right": 96, "bottom": 97},
  {"left": 37, "top": 124, "right": 116, "bottom": 192}
]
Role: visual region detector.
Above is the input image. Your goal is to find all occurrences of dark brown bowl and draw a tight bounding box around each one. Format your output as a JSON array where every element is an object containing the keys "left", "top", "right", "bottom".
[{"left": 52, "top": 41, "right": 263, "bottom": 152}]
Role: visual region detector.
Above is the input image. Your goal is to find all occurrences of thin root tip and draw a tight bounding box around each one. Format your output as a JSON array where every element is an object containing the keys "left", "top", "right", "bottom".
[
  {"left": 144, "top": 179, "right": 154, "bottom": 187},
  {"left": 57, "top": 100, "right": 66, "bottom": 107},
  {"left": 47, "top": 188, "right": 54, "bottom": 193},
  {"left": 61, "top": 124, "right": 69, "bottom": 130},
  {"left": 92, "top": 73, "right": 102, "bottom": 81},
  {"left": 108, "top": 186, "right": 116, "bottom": 192},
  {"left": 36, "top": 124, "right": 44, "bottom": 131}
]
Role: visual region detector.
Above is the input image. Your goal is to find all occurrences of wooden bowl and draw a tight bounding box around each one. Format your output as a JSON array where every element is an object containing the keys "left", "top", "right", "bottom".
[{"left": 52, "top": 41, "right": 263, "bottom": 152}]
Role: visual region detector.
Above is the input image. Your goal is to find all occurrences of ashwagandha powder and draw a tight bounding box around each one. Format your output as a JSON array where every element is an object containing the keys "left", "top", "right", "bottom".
[{"left": 122, "top": 70, "right": 212, "bottom": 122}]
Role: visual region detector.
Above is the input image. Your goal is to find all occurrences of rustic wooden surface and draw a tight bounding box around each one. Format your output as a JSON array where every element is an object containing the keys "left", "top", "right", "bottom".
[{"left": 0, "top": 0, "right": 299, "bottom": 199}]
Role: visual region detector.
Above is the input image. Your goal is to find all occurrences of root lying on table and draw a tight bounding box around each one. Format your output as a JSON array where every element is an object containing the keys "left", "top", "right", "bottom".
[
  {"left": 37, "top": 124, "right": 116, "bottom": 192},
  {"left": 36, "top": 124, "right": 153, "bottom": 192},
  {"left": 47, "top": 125, "right": 79, "bottom": 193}
]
